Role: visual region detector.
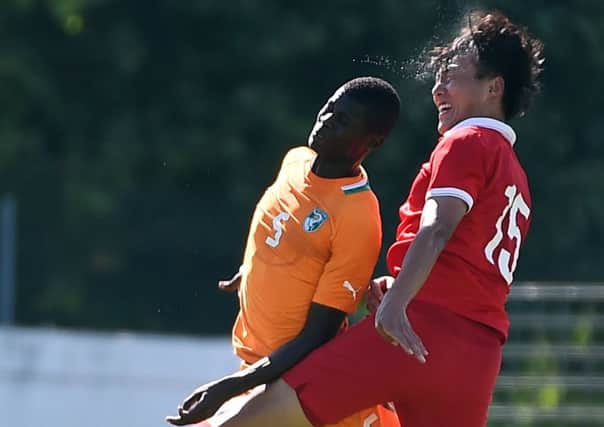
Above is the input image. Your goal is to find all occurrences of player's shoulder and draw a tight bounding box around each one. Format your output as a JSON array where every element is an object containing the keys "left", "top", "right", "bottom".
[
  {"left": 341, "top": 188, "right": 380, "bottom": 219},
  {"left": 440, "top": 118, "right": 515, "bottom": 150},
  {"left": 331, "top": 200, "right": 381, "bottom": 242},
  {"left": 438, "top": 125, "right": 485, "bottom": 151}
]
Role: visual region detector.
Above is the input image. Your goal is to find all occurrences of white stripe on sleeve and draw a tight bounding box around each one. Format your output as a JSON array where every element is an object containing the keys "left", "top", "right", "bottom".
[{"left": 426, "top": 187, "right": 474, "bottom": 212}]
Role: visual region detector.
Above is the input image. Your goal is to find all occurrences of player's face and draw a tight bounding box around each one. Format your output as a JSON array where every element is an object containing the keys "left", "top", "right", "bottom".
[
  {"left": 432, "top": 54, "right": 494, "bottom": 135},
  {"left": 308, "top": 89, "right": 373, "bottom": 160}
]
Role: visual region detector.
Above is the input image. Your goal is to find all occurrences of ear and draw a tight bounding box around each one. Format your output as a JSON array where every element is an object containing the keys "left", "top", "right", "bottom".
[{"left": 488, "top": 76, "right": 505, "bottom": 99}]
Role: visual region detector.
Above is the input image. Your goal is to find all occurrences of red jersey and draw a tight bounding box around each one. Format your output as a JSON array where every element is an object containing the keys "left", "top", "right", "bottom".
[{"left": 386, "top": 118, "right": 531, "bottom": 339}]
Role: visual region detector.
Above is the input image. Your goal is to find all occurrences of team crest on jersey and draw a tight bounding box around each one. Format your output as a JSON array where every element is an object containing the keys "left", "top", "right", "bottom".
[{"left": 303, "top": 208, "right": 328, "bottom": 232}]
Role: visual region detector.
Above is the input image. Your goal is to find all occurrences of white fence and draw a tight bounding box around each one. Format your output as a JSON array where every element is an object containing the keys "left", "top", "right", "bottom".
[
  {"left": 3, "top": 284, "right": 604, "bottom": 427},
  {"left": 0, "top": 327, "right": 237, "bottom": 427}
]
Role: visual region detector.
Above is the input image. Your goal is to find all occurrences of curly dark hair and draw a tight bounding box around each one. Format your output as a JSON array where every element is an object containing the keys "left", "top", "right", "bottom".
[
  {"left": 341, "top": 76, "right": 401, "bottom": 136},
  {"left": 428, "top": 10, "right": 545, "bottom": 119}
]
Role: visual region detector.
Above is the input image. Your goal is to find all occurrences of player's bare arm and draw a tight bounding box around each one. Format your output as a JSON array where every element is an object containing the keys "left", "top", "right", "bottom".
[
  {"left": 375, "top": 195, "right": 466, "bottom": 363},
  {"left": 166, "top": 302, "right": 346, "bottom": 426}
]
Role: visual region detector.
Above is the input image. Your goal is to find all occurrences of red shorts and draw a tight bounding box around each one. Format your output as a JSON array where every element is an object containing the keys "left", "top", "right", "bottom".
[{"left": 282, "top": 300, "right": 502, "bottom": 427}]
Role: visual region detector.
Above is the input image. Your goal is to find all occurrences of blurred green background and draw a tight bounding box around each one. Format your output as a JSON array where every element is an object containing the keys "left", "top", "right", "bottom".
[{"left": 1, "top": 0, "right": 602, "bottom": 336}]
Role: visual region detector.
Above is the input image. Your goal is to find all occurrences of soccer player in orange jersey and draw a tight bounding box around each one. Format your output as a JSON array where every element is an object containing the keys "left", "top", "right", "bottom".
[{"left": 166, "top": 77, "right": 401, "bottom": 427}]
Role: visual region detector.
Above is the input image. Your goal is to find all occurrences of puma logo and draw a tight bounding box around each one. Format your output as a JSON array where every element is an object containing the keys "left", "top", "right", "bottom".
[{"left": 342, "top": 281, "right": 360, "bottom": 300}]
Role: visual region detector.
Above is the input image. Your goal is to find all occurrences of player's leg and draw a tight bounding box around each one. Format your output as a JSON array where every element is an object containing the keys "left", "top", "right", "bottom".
[
  {"left": 394, "top": 373, "right": 495, "bottom": 427},
  {"left": 207, "top": 348, "right": 400, "bottom": 427},
  {"left": 197, "top": 385, "right": 265, "bottom": 427},
  {"left": 208, "top": 398, "right": 400, "bottom": 427},
  {"left": 210, "top": 379, "right": 312, "bottom": 427},
  {"left": 282, "top": 300, "right": 503, "bottom": 426},
  {"left": 391, "top": 302, "right": 503, "bottom": 427},
  {"left": 213, "top": 300, "right": 501, "bottom": 427},
  {"left": 282, "top": 315, "right": 409, "bottom": 425}
]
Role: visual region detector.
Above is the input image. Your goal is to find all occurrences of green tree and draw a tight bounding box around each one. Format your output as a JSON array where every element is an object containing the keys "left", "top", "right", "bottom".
[{"left": 0, "top": 0, "right": 602, "bottom": 333}]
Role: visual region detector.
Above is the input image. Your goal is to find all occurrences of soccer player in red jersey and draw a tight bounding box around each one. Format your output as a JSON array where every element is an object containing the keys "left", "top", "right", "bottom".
[{"left": 166, "top": 10, "right": 545, "bottom": 427}]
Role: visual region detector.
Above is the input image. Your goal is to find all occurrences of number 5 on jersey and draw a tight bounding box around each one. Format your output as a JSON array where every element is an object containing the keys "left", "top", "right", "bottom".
[
  {"left": 485, "top": 185, "right": 530, "bottom": 285},
  {"left": 265, "top": 212, "right": 290, "bottom": 248}
]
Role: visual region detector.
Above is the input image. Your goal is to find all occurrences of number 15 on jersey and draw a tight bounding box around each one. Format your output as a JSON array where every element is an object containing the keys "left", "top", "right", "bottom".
[{"left": 484, "top": 185, "right": 530, "bottom": 285}]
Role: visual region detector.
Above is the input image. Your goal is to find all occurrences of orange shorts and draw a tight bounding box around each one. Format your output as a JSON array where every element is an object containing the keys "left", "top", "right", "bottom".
[{"left": 328, "top": 404, "right": 400, "bottom": 427}]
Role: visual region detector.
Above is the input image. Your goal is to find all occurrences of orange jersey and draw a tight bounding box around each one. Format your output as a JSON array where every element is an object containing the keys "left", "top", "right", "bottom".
[
  {"left": 230, "top": 147, "right": 399, "bottom": 426},
  {"left": 232, "top": 146, "right": 382, "bottom": 364}
]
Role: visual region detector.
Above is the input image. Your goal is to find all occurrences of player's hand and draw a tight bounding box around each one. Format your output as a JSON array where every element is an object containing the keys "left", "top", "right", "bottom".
[
  {"left": 218, "top": 269, "right": 242, "bottom": 293},
  {"left": 165, "top": 378, "right": 236, "bottom": 426},
  {"left": 374, "top": 291, "right": 428, "bottom": 364},
  {"left": 366, "top": 275, "right": 394, "bottom": 314}
]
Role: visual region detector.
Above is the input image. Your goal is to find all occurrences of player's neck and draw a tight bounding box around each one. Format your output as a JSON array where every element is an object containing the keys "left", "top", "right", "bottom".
[{"left": 311, "top": 156, "right": 361, "bottom": 179}]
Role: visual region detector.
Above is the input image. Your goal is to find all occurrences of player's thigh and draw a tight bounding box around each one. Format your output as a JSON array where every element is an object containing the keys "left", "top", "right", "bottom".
[
  {"left": 327, "top": 405, "right": 400, "bottom": 427},
  {"left": 204, "top": 385, "right": 266, "bottom": 426},
  {"left": 282, "top": 316, "right": 414, "bottom": 425},
  {"left": 394, "top": 379, "right": 493, "bottom": 427},
  {"left": 393, "top": 304, "right": 502, "bottom": 427},
  {"left": 219, "top": 379, "right": 312, "bottom": 427},
  {"left": 283, "top": 301, "right": 502, "bottom": 426},
  {"left": 396, "top": 395, "right": 490, "bottom": 427}
]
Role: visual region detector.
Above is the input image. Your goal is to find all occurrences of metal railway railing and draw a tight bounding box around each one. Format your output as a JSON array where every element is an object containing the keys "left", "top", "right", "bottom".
[{"left": 489, "top": 283, "right": 604, "bottom": 426}]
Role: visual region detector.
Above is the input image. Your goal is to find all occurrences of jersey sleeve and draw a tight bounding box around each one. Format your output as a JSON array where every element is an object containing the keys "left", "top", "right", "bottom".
[
  {"left": 312, "top": 194, "right": 382, "bottom": 314},
  {"left": 426, "top": 130, "right": 487, "bottom": 212}
]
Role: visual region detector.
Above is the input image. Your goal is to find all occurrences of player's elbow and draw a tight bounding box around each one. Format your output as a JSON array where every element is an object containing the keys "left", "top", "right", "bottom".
[
  {"left": 301, "top": 326, "right": 337, "bottom": 349},
  {"left": 419, "top": 221, "right": 456, "bottom": 253}
]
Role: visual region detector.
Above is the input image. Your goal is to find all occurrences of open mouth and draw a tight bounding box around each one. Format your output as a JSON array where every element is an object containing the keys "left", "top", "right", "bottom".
[{"left": 438, "top": 103, "right": 452, "bottom": 118}]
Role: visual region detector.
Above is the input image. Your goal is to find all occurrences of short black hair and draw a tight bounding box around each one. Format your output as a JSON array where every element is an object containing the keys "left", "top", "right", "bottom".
[
  {"left": 340, "top": 76, "right": 401, "bottom": 136},
  {"left": 428, "top": 11, "right": 545, "bottom": 119}
]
